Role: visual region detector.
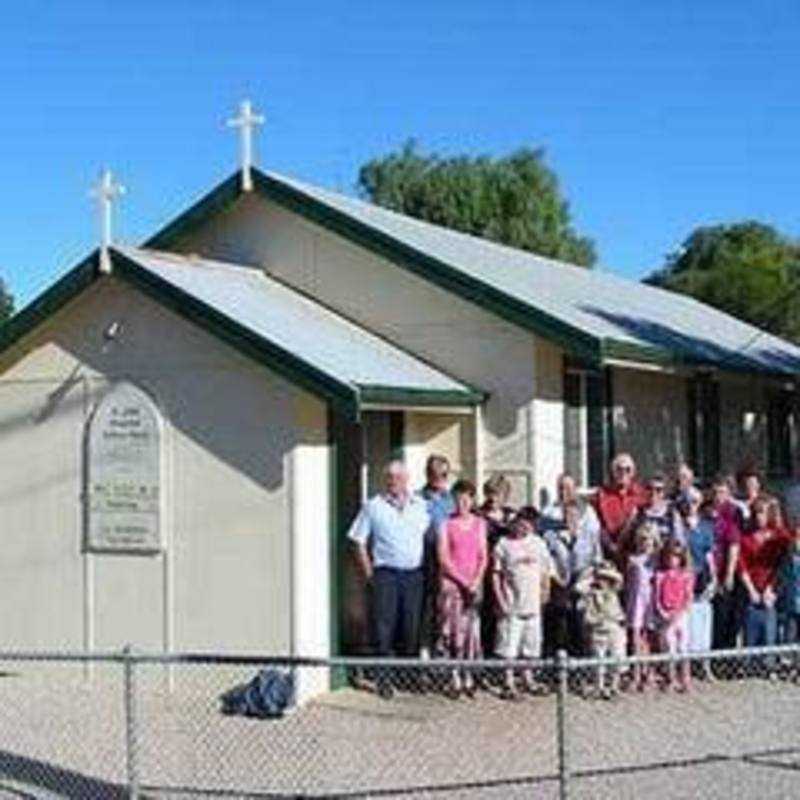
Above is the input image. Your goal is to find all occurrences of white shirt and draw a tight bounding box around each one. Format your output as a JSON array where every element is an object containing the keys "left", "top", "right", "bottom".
[{"left": 347, "top": 493, "right": 430, "bottom": 570}]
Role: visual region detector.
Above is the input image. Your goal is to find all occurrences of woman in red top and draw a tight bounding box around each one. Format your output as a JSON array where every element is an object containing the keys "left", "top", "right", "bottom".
[{"left": 739, "top": 497, "right": 791, "bottom": 648}]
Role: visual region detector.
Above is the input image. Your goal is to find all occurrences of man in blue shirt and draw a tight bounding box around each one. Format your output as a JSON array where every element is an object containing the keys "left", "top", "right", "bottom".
[
  {"left": 417, "top": 454, "right": 455, "bottom": 658},
  {"left": 349, "top": 459, "right": 431, "bottom": 698}
]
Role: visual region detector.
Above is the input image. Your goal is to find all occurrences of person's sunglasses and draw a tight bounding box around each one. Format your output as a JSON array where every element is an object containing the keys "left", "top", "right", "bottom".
[
  {"left": 615, "top": 465, "right": 633, "bottom": 474},
  {"left": 649, "top": 485, "right": 665, "bottom": 493}
]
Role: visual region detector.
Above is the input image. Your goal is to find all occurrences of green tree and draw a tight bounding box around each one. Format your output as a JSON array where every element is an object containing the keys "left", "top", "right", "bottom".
[
  {"left": 0, "top": 278, "right": 12, "bottom": 325},
  {"left": 357, "top": 141, "right": 596, "bottom": 267},
  {"left": 646, "top": 222, "right": 800, "bottom": 342}
]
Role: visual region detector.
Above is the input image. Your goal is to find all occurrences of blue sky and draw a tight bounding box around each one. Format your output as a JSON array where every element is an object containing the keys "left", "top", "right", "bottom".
[{"left": 2, "top": 0, "right": 798, "bottom": 305}]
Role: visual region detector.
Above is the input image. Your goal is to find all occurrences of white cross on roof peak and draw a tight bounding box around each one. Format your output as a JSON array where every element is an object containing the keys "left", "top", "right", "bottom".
[
  {"left": 90, "top": 168, "right": 125, "bottom": 273},
  {"left": 226, "top": 99, "right": 265, "bottom": 192}
]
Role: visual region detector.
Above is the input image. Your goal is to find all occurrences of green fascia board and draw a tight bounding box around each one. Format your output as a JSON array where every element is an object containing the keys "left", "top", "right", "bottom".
[
  {"left": 600, "top": 338, "right": 678, "bottom": 367},
  {"left": 110, "top": 248, "right": 361, "bottom": 418},
  {"left": 600, "top": 336, "right": 796, "bottom": 378},
  {"left": 359, "top": 384, "right": 485, "bottom": 407},
  {"left": 0, "top": 251, "right": 100, "bottom": 359}
]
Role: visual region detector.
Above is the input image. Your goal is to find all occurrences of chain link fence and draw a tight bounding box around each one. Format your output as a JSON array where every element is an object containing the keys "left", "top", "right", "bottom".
[
  {"left": 560, "top": 645, "right": 800, "bottom": 799},
  {"left": 0, "top": 647, "right": 798, "bottom": 798}
]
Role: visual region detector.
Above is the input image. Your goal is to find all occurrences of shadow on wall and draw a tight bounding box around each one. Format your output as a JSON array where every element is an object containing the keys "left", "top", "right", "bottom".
[
  {"left": 579, "top": 306, "right": 800, "bottom": 373},
  {"left": 4, "top": 281, "right": 320, "bottom": 495}
]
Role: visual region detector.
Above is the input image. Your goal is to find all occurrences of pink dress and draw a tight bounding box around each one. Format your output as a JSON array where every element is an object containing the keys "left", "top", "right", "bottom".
[
  {"left": 438, "top": 515, "right": 486, "bottom": 659},
  {"left": 654, "top": 568, "right": 695, "bottom": 654}
]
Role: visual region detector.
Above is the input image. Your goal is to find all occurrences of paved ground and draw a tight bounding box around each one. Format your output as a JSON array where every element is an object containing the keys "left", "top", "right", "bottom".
[{"left": 0, "top": 663, "right": 797, "bottom": 798}]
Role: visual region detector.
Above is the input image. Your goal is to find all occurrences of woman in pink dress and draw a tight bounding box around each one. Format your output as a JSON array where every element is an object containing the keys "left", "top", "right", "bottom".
[{"left": 437, "top": 479, "right": 488, "bottom": 697}]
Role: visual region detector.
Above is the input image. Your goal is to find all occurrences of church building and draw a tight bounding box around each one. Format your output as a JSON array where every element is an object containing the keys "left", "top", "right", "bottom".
[{"left": 1, "top": 103, "right": 799, "bottom": 697}]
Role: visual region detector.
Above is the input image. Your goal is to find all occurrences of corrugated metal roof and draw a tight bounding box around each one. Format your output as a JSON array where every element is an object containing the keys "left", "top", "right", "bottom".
[
  {"left": 113, "top": 246, "right": 482, "bottom": 404},
  {"left": 265, "top": 171, "right": 800, "bottom": 374}
]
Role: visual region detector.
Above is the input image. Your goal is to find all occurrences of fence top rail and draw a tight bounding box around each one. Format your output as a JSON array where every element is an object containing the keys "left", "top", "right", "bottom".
[
  {"left": 563, "top": 642, "right": 800, "bottom": 670},
  {"left": 0, "top": 643, "right": 797, "bottom": 669}
]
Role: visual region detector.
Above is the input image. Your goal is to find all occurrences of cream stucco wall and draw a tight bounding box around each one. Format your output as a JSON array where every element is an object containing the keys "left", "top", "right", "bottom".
[
  {"left": 0, "top": 277, "right": 329, "bottom": 661},
  {"left": 403, "top": 412, "right": 471, "bottom": 488},
  {"left": 173, "top": 193, "right": 566, "bottom": 504}
]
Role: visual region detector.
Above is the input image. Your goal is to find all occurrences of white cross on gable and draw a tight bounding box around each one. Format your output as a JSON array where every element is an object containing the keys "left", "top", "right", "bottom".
[
  {"left": 227, "top": 99, "right": 264, "bottom": 192},
  {"left": 90, "top": 168, "right": 125, "bottom": 274}
]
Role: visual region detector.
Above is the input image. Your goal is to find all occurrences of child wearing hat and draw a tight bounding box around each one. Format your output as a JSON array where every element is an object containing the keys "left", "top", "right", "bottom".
[{"left": 575, "top": 560, "right": 626, "bottom": 699}]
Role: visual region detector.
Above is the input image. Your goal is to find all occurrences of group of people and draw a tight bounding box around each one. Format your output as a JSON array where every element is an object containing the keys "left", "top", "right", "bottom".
[{"left": 347, "top": 452, "right": 800, "bottom": 700}]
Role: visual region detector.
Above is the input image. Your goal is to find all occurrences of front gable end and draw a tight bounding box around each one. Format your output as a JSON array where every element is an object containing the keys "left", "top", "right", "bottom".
[{"left": 147, "top": 169, "right": 603, "bottom": 365}]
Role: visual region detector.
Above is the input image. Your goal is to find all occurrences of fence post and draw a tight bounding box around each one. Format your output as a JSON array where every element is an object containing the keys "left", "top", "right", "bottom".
[
  {"left": 556, "top": 649, "right": 570, "bottom": 800},
  {"left": 123, "top": 645, "right": 141, "bottom": 800}
]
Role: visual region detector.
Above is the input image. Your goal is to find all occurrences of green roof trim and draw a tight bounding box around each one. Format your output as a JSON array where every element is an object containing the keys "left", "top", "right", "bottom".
[
  {"left": 0, "top": 251, "right": 100, "bottom": 360},
  {"left": 359, "top": 384, "right": 486, "bottom": 408},
  {"left": 599, "top": 336, "right": 791, "bottom": 376},
  {"left": 600, "top": 337, "right": 679, "bottom": 367}
]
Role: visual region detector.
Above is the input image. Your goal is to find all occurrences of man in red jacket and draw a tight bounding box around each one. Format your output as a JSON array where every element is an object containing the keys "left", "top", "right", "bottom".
[{"left": 595, "top": 452, "right": 647, "bottom": 565}]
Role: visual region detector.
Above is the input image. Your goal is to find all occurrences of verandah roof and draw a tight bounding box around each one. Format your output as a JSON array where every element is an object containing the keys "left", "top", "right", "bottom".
[{"left": 0, "top": 246, "right": 485, "bottom": 417}]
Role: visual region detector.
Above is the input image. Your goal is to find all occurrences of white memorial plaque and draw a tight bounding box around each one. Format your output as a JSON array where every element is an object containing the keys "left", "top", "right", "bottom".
[{"left": 86, "top": 382, "right": 163, "bottom": 553}]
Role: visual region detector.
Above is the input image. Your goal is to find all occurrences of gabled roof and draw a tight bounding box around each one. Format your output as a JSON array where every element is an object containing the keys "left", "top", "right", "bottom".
[
  {"left": 147, "top": 168, "right": 800, "bottom": 376},
  {"left": 0, "top": 246, "right": 484, "bottom": 417}
]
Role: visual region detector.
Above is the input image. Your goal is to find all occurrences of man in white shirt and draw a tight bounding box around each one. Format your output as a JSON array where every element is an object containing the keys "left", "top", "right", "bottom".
[{"left": 349, "top": 460, "right": 431, "bottom": 697}]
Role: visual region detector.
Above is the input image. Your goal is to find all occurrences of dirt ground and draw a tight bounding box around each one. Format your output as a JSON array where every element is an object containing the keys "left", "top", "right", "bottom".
[{"left": 0, "top": 663, "right": 797, "bottom": 798}]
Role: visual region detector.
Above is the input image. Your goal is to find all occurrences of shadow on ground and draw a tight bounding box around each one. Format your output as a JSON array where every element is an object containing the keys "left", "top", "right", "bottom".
[{"left": 0, "top": 750, "right": 126, "bottom": 799}]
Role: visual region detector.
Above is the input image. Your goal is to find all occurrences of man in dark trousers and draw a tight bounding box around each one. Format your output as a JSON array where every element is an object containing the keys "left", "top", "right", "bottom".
[{"left": 349, "top": 460, "right": 431, "bottom": 698}]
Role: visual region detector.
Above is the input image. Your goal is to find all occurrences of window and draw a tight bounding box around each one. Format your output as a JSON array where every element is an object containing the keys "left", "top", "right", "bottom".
[
  {"left": 586, "top": 368, "right": 613, "bottom": 488},
  {"left": 564, "top": 367, "right": 612, "bottom": 488},
  {"left": 767, "top": 389, "right": 794, "bottom": 479},
  {"left": 687, "top": 375, "right": 720, "bottom": 481}
]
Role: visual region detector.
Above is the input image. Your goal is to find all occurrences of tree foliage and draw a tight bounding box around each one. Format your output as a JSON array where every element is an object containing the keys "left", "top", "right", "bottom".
[
  {"left": 646, "top": 221, "right": 800, "bottom": 342},
  {"left": 0, "top": 278, "right": 12, "bottom": 325},
  {"left": 357, "top": 141, "right": 596, "bottom": 267}
]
